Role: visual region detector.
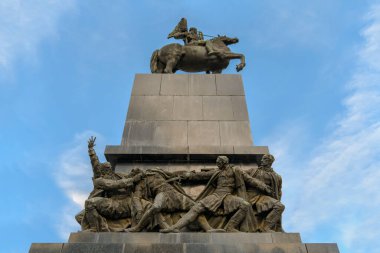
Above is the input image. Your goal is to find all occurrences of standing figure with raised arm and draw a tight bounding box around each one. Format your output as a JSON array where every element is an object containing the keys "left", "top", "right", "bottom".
[
  {"left": 161, "top": 156, "right": 272, "bottom": 233},
  {"left": 75, "top": 137, "right": 146, "bottom": 232}
]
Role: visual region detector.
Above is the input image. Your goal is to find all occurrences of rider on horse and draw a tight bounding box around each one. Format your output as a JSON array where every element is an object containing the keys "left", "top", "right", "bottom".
[{"left": 167, "top": 18, "right": 222, "bottom": 56}]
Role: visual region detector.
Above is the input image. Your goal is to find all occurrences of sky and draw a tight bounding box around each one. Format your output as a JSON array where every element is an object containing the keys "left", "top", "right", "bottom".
[{"left": 0, "top": 1, "right": 379, "bottom": 253}]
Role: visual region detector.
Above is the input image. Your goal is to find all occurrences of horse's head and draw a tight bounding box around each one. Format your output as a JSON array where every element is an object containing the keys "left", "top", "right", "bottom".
[{"left": 217, "top": 35, "right": 239, "bottom": 45}]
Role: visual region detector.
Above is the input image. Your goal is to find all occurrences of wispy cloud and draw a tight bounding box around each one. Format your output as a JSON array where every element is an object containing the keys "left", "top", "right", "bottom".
[
  {"left": 0, "top": 0, "right": 76, "bottom": 73},
  {"left": 53, "top": 131, "right": 103, "bottom": 239},
  {"left": 268, "top": 3, "right": 380, "bottom": 253}
]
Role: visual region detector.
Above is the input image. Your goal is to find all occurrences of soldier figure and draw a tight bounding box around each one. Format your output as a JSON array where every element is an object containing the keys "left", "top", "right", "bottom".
[
  {"left": 126, "top": 168, "right": 221, "bottom": 232},
  {"left": 167, "top": 17, "right": 222, "bottom": 56},
  {"left": 161, "top": 156, "right": 272, "bottom": 233},
  {"left": 76, "top": 137, "right": 145, "bottom": 232},
  {"left": 246, "top": 154, "right": 285, "bottom": 232}
]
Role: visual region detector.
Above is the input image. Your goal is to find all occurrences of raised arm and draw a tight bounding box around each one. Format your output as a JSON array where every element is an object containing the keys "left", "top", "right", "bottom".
[{"left": 88, "top": 136, "right": 101, "bottom": 178}]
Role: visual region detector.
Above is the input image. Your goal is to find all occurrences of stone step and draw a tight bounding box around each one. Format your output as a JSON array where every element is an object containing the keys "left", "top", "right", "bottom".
[
  {"left": 68, "top": 232, "right": 302, "bottom": 244},
  {"left": 30, "top": 242, "right": 340, "bottom": 253}
]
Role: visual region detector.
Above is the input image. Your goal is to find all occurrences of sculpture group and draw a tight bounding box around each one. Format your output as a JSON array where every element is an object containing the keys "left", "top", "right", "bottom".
[
  {"left": 150, "top": 18, "right": 246, "bottom": 74},
  {"left": 75, "top": 137, "right": 285, "bottom": 233}
]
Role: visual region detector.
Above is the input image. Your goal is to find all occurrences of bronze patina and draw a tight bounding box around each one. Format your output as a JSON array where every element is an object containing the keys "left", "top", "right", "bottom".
[{"left": 150, "top": 18, "right": 246, "bottom": 74}]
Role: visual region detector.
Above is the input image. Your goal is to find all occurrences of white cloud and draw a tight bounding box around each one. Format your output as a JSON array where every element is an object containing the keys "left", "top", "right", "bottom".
[
  {"left": 54, "top": 131, "right": 104, "bottom": 239},
  {"left": 0, "top": 0, "right": 76, "bottom": 72},
  {"left": 267, "top": 3, "right": 380, "bottom": 253}
]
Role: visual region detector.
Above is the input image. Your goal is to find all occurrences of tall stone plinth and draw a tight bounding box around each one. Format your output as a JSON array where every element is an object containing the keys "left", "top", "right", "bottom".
[
  {"left": 29, "top": 74, "right": 340, "bottom": 253},
  {"left": 105, "top": 74, "right": 268, "bottom": 176}
]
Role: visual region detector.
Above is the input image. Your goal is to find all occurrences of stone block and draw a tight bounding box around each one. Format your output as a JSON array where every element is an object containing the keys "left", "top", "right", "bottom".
[
  {"left": 127, "top": 96, "right": 174, "bottom": 120},
  {"left": 132, "top": 74, "right": 162, "bottom": 96},
  {"left": 189, "top": 74, "right": 216, "bottom": 95},
  {"left": 122, "top": 121, "right": 155, "bottom": 146},
  {"left": 233, "top": 146, "right": 270, "bottom": 155},
  {"left": 161, "top": 75, "right": 189, "bottom": 95},
  {"left": 124, "top": 244, "right": 152, "bottom": 253},
  {"left": 220, "top": 121, "right": 253, "bottom": 146},
  {"left": 210, "top": 233, "right": 272, "bottom": 244},
  {"left": 159, "top": 233, "right": 178, "bottom": 243},
  {"left": 257, "top": 243, "right": 307, "bottom": 253},
  {"left": 173, "top": 96, "right": 202, "bottom": 120},
  {"left": 68, "top": 232, "right": 98, "bottom": 243},
  {"left": 29, "top": 243, "right": 63, "bottom": 253},
  {"left": 62, "top": 243, "right": 124, "bottom": 253},
  {"left": 216, "top": 74, "right": 244, "bottom": 95},
  {"left": 152, "top": 121, "right": 188, "bottom": 147},
  {"left": 306, "top": 243, "right": 340, "bottom": 253},
  {"left": 123, "top": 121, "right": 188, "bottom": 147},
  {"left": 97, "top": 233, "right": 126, "bottom": 243},
  {"left": 179, "top": 233, "right": 210, "bottom": 243},
  {"left": 203, "top": 96, "right": 234, "bottom": 120},
  {"left": 185, "top": 243, "right": 219, "bottom": 253},
  {"left": 231, "top": 96, "right": 249, "bottom": 120},
  {"left": 188, "top": 121, "right": 220, "bottom": 146},
  {"left": 141, "top": 145, "right": 188, "bottom": 154},
  {"left": 151, "top": 243, "right": 183, "bottom": 253},
  {"left": 271, "top": 233, "right": 302, "bottom": 243}
]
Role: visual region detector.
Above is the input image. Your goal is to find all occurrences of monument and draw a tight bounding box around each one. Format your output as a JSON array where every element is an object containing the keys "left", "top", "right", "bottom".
[{"left": 29, "top": 18, "right": 340, "bottom": 253}]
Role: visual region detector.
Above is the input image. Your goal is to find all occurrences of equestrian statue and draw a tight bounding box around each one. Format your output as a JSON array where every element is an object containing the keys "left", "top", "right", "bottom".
[{"left": 150, "top": 18, "right": 246, "bottom": 74}]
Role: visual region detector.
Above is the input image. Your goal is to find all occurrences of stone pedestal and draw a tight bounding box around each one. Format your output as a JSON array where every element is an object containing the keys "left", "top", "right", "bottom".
[
  {"left": 30, "top": 232, "right": 340, "bottom": 253},
  {"left": 106, "top": 74, "right": 269, "bottom": 198},
  {"left": 29, "top": 74, "right": 340, "bottom": 252}
]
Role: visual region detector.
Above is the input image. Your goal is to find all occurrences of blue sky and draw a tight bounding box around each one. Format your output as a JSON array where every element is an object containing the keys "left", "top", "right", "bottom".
[{"left": 0, "top": 1, "right": 379, "bottom": 253}]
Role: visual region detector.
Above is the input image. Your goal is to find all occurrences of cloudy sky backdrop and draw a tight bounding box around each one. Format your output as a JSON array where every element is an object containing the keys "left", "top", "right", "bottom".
[{"left": 0, "top": 1, "right": 379, "bottom": 253}]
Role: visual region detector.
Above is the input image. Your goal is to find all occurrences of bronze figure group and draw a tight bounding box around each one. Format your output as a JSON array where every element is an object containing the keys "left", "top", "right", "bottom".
[{"left": 75, "top": 137, "right": 285, "bottom": 233}]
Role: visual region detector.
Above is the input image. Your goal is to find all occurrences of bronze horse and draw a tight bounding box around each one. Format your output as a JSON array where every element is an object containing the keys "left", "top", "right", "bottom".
[{"left": 150, "top": 36, "right": 246, "bottom": 74}]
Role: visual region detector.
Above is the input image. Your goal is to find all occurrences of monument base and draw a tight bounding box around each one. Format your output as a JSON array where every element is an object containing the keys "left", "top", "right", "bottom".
[{"left": 29, "top": 232, "right": 339, "bottom": 253}]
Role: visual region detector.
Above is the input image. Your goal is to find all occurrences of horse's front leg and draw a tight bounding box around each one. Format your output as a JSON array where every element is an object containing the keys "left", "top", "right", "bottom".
[{"left": 223, "top": 52, "right": 246, "bottom": 72}]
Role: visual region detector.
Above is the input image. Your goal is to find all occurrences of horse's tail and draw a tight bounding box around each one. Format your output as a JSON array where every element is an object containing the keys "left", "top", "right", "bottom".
[{"left": 150, "top": 50, "right": 160, "bottom": 73}]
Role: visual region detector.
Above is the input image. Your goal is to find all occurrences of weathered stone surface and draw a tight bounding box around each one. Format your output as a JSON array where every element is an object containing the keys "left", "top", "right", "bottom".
[
  {"left": 203, "top": 96, "right": 234, "bottom": 120},
  {"left": 189, "top": 74, "right": 216, "bottom": 95},
  {"left": 210, "top": 233, "right": 272, "bottom": 244},
  {"left": 179, "top": 233, "right": 210, "bottom": 243},
  {"left": 161, "top": 75, "right": 188, "bottom": 95},
  {"left": 29, "top": 243, "right": 63, "bottom": 253},
  {"left": 234, "top": 146, "right": 269, "bottom": 155},
  {"left": 151, "top": 243, "right": 183, "bottom": 253},
  {"left": 257, "top": 243, "right": 307, "bottom": 253},
  {"left": 122, "top": 121, "right": 187, "bottom": 147},
  {"left": 220, "top": 121, "right": 253, "bottom": 146},
  {"left": 62, "top": 243, "right": 124, "bottom": 253},
  {"left": 216, "top": 74, "right": 244, "bottom": 95},
  {"left": 153, "top": 121, "right": 188, "bottom": 146},
  {"left": 271, "top": 233, "right": 302, "bottom": 243},
  {"left": 173, "top": 96, "right": 202, "bottom": 120},
  {"left": 188, "top": 121, "right": 220, "bottom": 146},
  {"left": 132, "top": 74, "right": 161, "bottom": 95},
  {"left": 127, "top": 96, "right": 173, "bottom": 120},
  {"left": 306, "top": 243, "right": 340, "bottom": 253},
  {"left": 185, "top": 243, "right": 219, "bottom": 253},
  {"left": 98, "top": 233, "right": 160, "bottom": 244},
  {"left": 159, "top": 233, "right": 178, "bottom": 243},
  {"left": 68, "top": 232, "right": 98, "bottom": 243},
  {"left": 231, "top": 96, "right": 249, "bottom": 120},
  {"left": 124, "top": 244, "right": 152, "bottom": 253}
]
